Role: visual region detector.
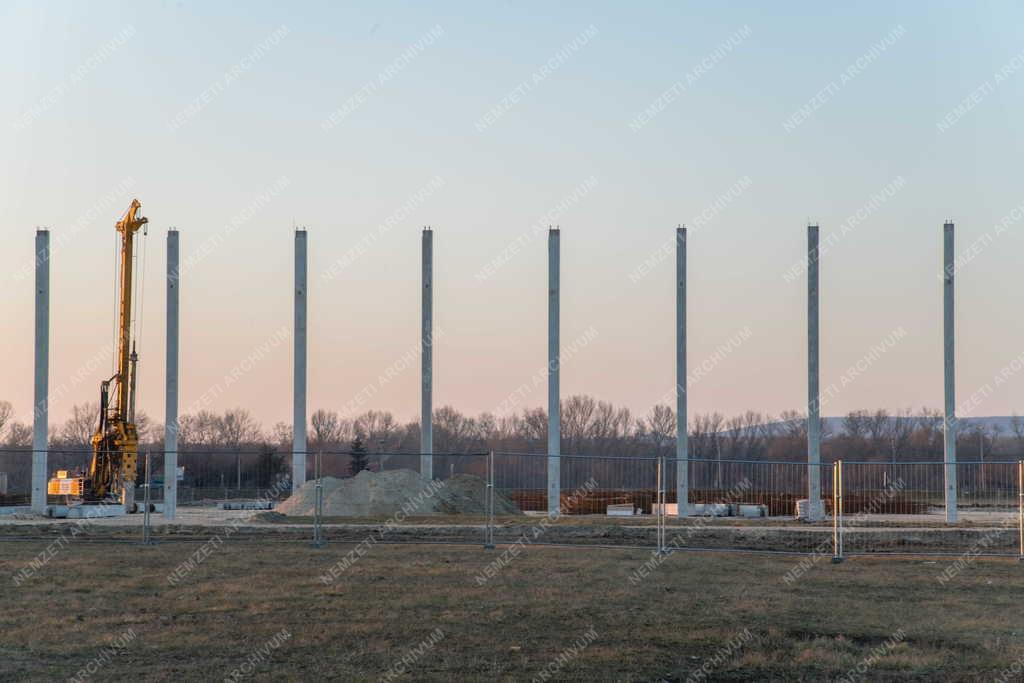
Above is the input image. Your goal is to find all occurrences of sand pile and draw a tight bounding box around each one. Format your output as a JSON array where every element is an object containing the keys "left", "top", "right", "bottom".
[{"left": 277, "top": 469, "right": 519, "bottom": 517}]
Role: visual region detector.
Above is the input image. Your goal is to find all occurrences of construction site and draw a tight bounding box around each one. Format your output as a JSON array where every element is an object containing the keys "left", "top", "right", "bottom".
[
  {"left": 6, "top": 3, "right": 1024, "bottom": 679},
  {"left": 4, "top": 206, "right": 1024, "bottom": 680},
  {"left": 2, "top": 200, "right": 1022, "bottom": 557},
  {"left": 2, "top": 196, "right": 1023, "bottom": 678}
]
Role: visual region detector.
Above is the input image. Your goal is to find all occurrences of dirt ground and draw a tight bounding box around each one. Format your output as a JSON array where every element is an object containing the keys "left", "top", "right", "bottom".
[
  {"left": 2, "top": 530, "right": 1024, "bottom": 681},
  {"left": 2, "top": 506, "right": 1020, "bottom": 555}
]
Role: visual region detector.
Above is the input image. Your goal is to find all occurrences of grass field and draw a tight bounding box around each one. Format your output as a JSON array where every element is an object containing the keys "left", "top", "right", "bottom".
[{"left": 2, "top": 532, "right": 1024, "bottom": 682}]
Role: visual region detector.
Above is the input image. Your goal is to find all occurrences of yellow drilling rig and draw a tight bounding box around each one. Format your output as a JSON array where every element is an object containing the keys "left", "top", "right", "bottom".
[{"left": 48, "top": 199, "right": 148, "bottom": 511}]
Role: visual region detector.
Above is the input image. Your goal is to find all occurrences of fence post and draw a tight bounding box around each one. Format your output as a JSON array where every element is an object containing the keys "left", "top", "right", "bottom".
[
  {"left": 1018, "top": 460, "right": 1022, "bottom": 563},
  {"left": 832, "top": 460, "right": 843, "bottom": 564},
  {"left": 485, "top": 451, "right": 495, "bottom": 550}
]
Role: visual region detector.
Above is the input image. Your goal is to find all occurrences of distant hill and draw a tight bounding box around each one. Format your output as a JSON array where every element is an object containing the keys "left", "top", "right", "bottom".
[
  {"left": 821, "top": 415, "right": 1021, "bottom": 434},
  {"left": 723, "top": 415, "right": 1024, "bottom": 436}
]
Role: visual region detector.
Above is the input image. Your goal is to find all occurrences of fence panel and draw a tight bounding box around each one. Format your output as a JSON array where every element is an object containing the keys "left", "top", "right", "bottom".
[
  {"left": 0, "top": 448, "right": 35, "bottom": 506},
  {"left": 490, "top": 454, "right": 836, "bottom": 553},
  {"left": 174, "top": 449, "right": 292, "bottom": 504},
  {"left": 672, "top": 459, "right": 832, "bottom": 555},
  {"left": 840, "top": 461, "right": 1021, "bottom": 556},
  {"left": 491, "top": 452, "right": 660, "bottom": 548}
]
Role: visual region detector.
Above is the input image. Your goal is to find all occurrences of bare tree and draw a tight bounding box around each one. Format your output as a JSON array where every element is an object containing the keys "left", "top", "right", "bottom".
[
  {"left": 842, "top": 410, "right": 871, "bottom": 441},
  {"left": 1012, "top": 414, "right": 1024, "bottom": 458},
  {"left": 57, "top": 402, "right": 99, "bottom": 447},
  {"left": 889, "top": 408, "right": 917, "bottom": 461},
  {"left": 867, "top": 409, "right": 890, "bottom": 445},
  {"left": 271, "top": 421, "right": 293, "bottom": 449},
  {"left": 587, "top": 401, "right": 632, "bottom": 454},
  {"left": 135, "top": 411, "right": 161, "bottom": 445},
  {"left": 310, "top": 409, "right": 347, "bottom": 451},
  {"left": 354, "top": 410, "right": 397, "bottom": 451},
  {"left": 217, "top": 408, "right": 263, "bottom": 448},
  {"left": 434, "top": 405, "right": 480, "bottom": 453},
  {"left": 0, "top": 401, "right": 13, "bottom": 441},
  {"left": 561, "top": 395, "right": 596, "bottom": 454},
  {"left": 690, "top": 412, "right": 724, "bottom": 460},
  {"left": 4, "top": 422, "right": 31, "bottom": 447},
  {"left": 520, "top": 408, "right": 547, "bottom": 447},
  {"left": 641, "top": 405, "right": 676, "bottom": 455},
  {"left": 179, "top": 411, "right": 220, "bottom": 446}
]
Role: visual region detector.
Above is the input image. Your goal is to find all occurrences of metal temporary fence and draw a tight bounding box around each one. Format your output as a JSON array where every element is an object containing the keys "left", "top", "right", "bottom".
[
  {"left": 3, "top": 447, "right": 1024, "bottom": 564},
  {"left": 832, "top": 460, "right": 1024, "bottom": 559},
  {"left": 172, "top": 449, "right": 291, "bottom": 503}
]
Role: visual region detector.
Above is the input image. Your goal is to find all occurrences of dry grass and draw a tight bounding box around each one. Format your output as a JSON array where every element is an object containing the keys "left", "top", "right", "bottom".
[{"left": 1, "top": 536, "right": 1023, "bottom": 681}]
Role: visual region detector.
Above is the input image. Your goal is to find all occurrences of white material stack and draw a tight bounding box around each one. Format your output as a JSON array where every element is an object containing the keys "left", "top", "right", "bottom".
[
  {"left": 692, "top": 502, "right": 733, "bottom": 517},
  {"left": 738, "top": 504, "right": 767, "bottom": 518},
  {"left": 795, "top": 499, "right": 825, "bottom": 520}
]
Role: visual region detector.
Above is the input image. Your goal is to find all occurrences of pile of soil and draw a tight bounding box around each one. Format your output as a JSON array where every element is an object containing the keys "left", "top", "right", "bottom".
[{"left": 277, "top": 469, "right": 519, "bottom": 517}]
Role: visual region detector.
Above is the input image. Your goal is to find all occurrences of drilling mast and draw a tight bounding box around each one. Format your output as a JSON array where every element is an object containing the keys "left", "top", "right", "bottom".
[{"left": 86, "top": 200, "right": 148, "bottom": 507}]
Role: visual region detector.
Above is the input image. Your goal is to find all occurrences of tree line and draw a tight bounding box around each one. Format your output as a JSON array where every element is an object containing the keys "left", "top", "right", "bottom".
[{"left": 2, "top": 397, "right": 1023, "bottom": 463}]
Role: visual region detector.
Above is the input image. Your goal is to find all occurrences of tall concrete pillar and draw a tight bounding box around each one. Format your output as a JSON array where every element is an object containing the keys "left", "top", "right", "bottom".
[
  {"left": 943, "top": 221, "right": 957, "bottom": 523},
  {"left": 675, "top": 226, "right": 689, "bottom": 517},
  {"left": 421, "top": 228, "right": 433, "bottom": 479},
  {"left": 31, "top": 230, "right": 50, "bottom": 513},
  {"left": 807, "top": 225, "right": 822, "bottom": 520},
  {"left": 547, "top": 228, "right": 561, "bottom": 515},
  {"left": 292, "top": 230, "right": 307, "bottom": 490},
  {"left": 164, "top": 230, "right": 179, "bottom": 520}
]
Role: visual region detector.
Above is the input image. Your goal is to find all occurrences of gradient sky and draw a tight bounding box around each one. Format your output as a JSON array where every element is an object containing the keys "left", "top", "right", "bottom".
[{"left": 3, "top": 1, "right": 1024, "bottom": 430}]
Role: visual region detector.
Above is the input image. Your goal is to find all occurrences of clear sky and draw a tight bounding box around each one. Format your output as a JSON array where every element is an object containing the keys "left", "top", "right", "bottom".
[{"left": 3, "top": 1, "right": 1024, "bottom": 429}]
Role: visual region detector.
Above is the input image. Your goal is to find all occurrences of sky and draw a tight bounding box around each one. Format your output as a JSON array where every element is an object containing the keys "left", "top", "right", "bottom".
[{"left": 2, "top": 1, "right": 1024, "bottom": 431}]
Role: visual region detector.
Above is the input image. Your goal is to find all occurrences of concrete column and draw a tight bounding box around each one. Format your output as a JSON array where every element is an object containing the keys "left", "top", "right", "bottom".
[
  {"left": 164, "top": 230, "right": 179, "bottom": 520},
  {"left": 807, "top": 225, "right": 822, "bottom": 520},
  {"left": 292, "top": 230, "right": 307, "bottom": 490},
  {"left": 943, "top": 221, "right": 957, "bottom": 523},
  {"left": 675, "top": 226, "right": 689, "bottom": 517},
  {"left": 421, "top": 228, "right": 433, "bottom": 479},
  {"left": 31, "top": 230, "right": 49, "bottom": 513},
  {"left": 547, "top": 228, "right": 561, "bottom": 515}
]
